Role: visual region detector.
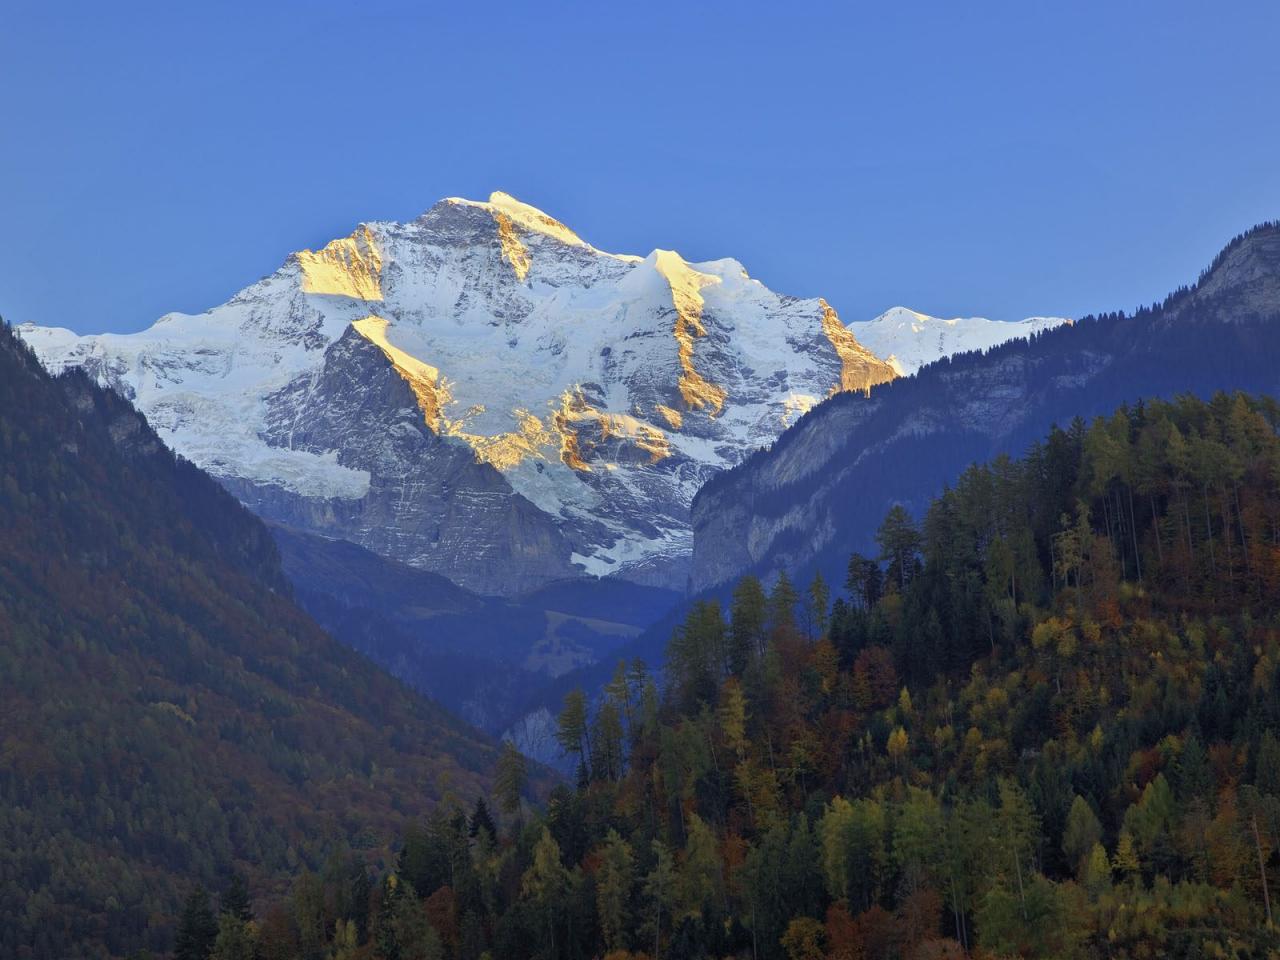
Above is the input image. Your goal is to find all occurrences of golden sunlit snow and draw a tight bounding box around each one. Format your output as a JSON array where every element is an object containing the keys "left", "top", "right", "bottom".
[
  {"left": 652, "top": 250, "right": 729, "bottom": 416},
  {"left": 820, "top": 299, "right": 898, "bottom": 396},
  {"left": 297, "top": 226, "right": 384, "bottom": 300}
]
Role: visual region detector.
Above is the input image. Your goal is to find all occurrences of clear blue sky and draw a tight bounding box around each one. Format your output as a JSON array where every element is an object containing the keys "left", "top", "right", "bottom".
[{"left": 2, "top": 1, "right": 1278, "bottom": 334}]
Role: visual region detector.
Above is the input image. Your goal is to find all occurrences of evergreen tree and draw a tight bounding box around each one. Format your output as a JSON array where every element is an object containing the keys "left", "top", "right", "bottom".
[
  {"left": 522, "top": 828, "right": 571, "bottom": 956},
  {"left": 845, "top": 552, "right": 883, "bottom": 611},
  {"left": 494, "top": 740, "right": 528, "bottom": 822},
  {"left": 876, "top": 504, "right": 922, "bottom": 592},
  {"left": 220, "top": 871, "right": 252, "bottom": 923},
  {"left": 469, "top": 798, "right": 496, "bottom": 843},
  {"left": 1062, "top": 796, "right": 1104, "bottom": 878},
  {"left": 641, "top": 841, "right": 677, "bottom": 960},
  {"left": 595, "top": 829, "right": 635, "bottom": 952},
  {"left": 804, "top": 571, "right": 830, "bottom": 640},
  {"left": 591, "top": 699, "right": 625, "bottom": 781},
  {"left": 210, "top": 914, "right": 254, "bottom": 960},
  {"left": 556, "top": 689, "right": 590, "bottom": 772},
  {"left": 376, "top": 875, "right": 403, "bottom": 960},
  {"left": 174, "top": 886, "right": 219, "bottom": 960},
  {"left": 391, "top": 889, "right": 442, "bottom": 960},
  {"left": 768, "top": 572, "right": 799, "bottom": 634},
  {"left": 730, "top": 575, "right": 768, "bottom": 667}
]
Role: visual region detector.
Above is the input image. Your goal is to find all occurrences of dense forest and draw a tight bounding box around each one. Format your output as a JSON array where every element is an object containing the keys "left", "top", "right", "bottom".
[
  {"left": 179, "top": 391, "right": 1280, "bottom": 960},
  {"left": 0, "top": 322, "right": 511, "bottom": 959}
]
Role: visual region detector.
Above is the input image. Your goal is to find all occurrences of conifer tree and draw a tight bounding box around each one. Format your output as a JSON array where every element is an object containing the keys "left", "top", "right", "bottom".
[
  {"left": 1112, "top": 831, "right": 1140, "bottom": 883},
  {"left": 876, "top": 505, "right": 922, "bottom": 592},
  {"left": 174, "top": 886, "right": 219, "bottom": 960},
  {"left": 1062, "top": 796, "right": 1104, "bottom": 878},
  {"left": 641, "top": 841, "right": 677, "bottom": 960},
  {"left": 469, "top": 798, "right": 496, "bottom": 843},
  {"left": 805, "top": 571, "right": 830, "bottom": 640},
  {"left": 595, "top": 830, "right": 635, "bottom": 952},
  {"left": 730, "top": 576, "right": 768, "bottom": 666},
  {"left": 556, "top": 689, "right": 590, "bottom": 773},
  {"left": 494, "top": 740, "right": 528, "bottom": 822},
  {"left": 768, "top": 572, "right": 799, "bottom": 634},
  {"left": 220, "top": 872, "right": 252, "bottom": 923},
  {"left": 210, "top": 914, "right": 253, "bottom": 960}
]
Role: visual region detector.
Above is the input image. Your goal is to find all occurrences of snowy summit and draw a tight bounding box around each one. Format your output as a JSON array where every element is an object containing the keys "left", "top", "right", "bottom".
[{"left": 18, "top": 193, "right": 1066, "bottom": 594}]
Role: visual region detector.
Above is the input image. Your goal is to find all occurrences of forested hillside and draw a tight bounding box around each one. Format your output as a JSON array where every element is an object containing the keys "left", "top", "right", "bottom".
[
  {"left": 0, "top": 322, "right": 507, "bottom": 959},
  {"left": 215, "top": 391, "right": 1280, "bottom": 960}
]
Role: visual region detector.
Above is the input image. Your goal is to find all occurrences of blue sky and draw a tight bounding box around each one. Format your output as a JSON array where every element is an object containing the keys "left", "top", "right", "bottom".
[{"left": 2, "top": 1, "right": 1278, "bottom": 334}]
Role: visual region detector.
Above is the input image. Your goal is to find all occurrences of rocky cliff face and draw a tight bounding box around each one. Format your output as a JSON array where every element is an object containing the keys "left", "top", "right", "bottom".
[
  {"left": 689, "top": 222, "right": 1280, "bottom": 594},
  {"left": 18, "top": 192, "right": 1059, "bottom": 595}
]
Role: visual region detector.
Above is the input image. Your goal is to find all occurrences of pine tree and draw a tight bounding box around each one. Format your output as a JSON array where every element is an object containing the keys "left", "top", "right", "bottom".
[
  {"left": 595, "top": 829, "right": 635, "bottom": 952},
  {"left": 717, "top": 677, "right": 748, "bottom": 759},
  {"left": 1175, "top": 733, "right": 1213, "bottom": 803},
  {"left": 876, "top": 505, "right": 922, "bottom": 592},
  {"left": 1083, "top": 843, "right": 1112, "bottom": 897},
  {"left": 993, "top": 779, "right": 1040, "bottom": 916},
  {"left": 591, "top": 699, "right": 625, "bottom": 781},
  {"left": 805, "top": 571, "right": 830, "bottom": 641},
  {"left": 845, "top": 552, "right": 883, "bottom": 611},
  {"left": 556, "top": 689, "right": 590, "bottom": 773},
  {"left": 220, "top": 871, "right": 252, "bottom": 923},
  {"left": 677, "top": 814, "right": 723, "bottom": 920},
  {"left": 494, "top": 740, "right": 528, "bottom": 822},
  {"left": 522, "top": 828, "right": 570, "bottom": 957},
  {"left": 730, "top": 576, "right": 768, "bottom": 666},
  {"left": 391, "top": 885, "right": 442, "bottom": 960},
  {"left": 768, "top": 572, "right": 799, "bottom": 634},
  {"left": 886, "top": 726, "right": 909, "bottom": 774},
  {"left": 351, "top": 868, "right": 372, "bottom": 944},
  {"left": 210, "top": 914, "right": 254, "bottom": 960},
  {"left": 174, "top": 886, "right": 219, "bottom": 960},
  {"left": 376, "top": 874, "right": 405, "bottom": 960},
  {"left": 1062, "top": 796, "right": 1104, "bottom": 878},
  {"left": 641, "top": 841, "right": 677, "bottom": 960},
  {"left": 606, "top": 660, "right": 635, "bottom": 741},
  {"left": 469, "top": 798, "right": 496, "bottom": 843},
  {"left": 1112, "top": 831, "right": 1140, "bottom": 883}
]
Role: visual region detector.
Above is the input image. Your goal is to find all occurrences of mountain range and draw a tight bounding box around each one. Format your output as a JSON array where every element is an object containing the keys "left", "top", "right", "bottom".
[
  {"left": 5, "top": 188, "right": 1280, "bottom": 959},
  {"left": 492, "top": 219, "right": 1280, "bottom": 741},
  {"left": 17, "top": 192, "right": 1064, "bottom": 595},
  {"left": 689, "top": 221, "right": 1280, "bottom": 593}
]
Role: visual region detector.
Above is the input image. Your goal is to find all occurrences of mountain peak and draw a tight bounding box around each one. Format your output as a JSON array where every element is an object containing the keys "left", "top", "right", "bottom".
[
  {"left": 434, "top": 191, "right": 589, "bottom": 249},
  {"left": 1187, "top": 220, "right": 1280, "bottom": 318},
  {"left": 18, "top": 196, "right": 1063, "bottom": 595}
]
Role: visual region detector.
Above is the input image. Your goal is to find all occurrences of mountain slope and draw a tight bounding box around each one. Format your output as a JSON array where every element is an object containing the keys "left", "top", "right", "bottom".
[
  {"left": 690, "top": 221, "right": 1280, "bottom": 592},
  {"left": 271, "top": 524, "right": 677, "bottom": 732},
  {"left": 0, "top": 322, "right": 504, "bottom": 959},
  {"left": 18, "top": 193, "right": 1057, "bottom": 595}
]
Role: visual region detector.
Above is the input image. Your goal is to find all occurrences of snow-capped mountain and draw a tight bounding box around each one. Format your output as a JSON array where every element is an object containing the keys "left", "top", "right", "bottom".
[
  {"left": 853, "top": 307, "right": 1070, "bottom": 376},
  {"left": 18, "top": 192, "right": 1061, "bottom": 595}
]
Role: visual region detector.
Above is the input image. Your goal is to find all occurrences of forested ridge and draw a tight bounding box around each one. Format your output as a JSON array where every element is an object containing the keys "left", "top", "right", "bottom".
[
  {"left": 192, "top": 391, "right": 1280, "bottom": 960},
  {"left": 688, "top": 221, "right": 1280, "bottom": 601},
  {"left": 0, "top": 321, "right": 507, "bottom": 959}
]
